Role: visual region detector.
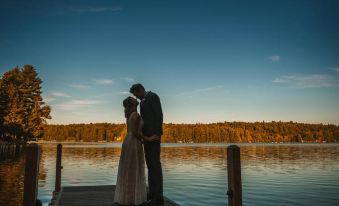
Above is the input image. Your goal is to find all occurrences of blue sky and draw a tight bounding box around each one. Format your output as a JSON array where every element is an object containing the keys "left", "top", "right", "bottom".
[{"left": 1, "top": 0, "right": 339, "bottom": 124}]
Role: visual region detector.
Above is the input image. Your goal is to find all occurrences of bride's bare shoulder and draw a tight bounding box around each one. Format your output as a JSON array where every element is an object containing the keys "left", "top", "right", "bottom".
[{"left": 130, "top": 112, "right": 141, "bottom": 122}]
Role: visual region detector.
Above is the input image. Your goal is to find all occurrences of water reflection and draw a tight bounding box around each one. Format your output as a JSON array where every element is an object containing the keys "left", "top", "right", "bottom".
[
  {"left": 0, "top": 155, "right": 25, "bottom": 206},
  {"left": 1, "top": 143, "right": 339, "bottom": 206}
]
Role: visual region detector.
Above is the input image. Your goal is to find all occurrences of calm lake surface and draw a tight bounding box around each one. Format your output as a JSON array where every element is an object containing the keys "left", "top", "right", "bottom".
[{"left": 1, "top": 143, "right": 339, "bottom": 206}]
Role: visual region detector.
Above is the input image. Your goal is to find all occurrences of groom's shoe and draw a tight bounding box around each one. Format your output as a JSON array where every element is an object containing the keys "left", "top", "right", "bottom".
[
  {"left": 147, "top": 193, "right": 153, "bottom": 201},
  {"left": 146, "top": 196, "right": 164, "bottom": 206},
  {"left": 156, "top": 196, "right": 164, "bottom": 205}
]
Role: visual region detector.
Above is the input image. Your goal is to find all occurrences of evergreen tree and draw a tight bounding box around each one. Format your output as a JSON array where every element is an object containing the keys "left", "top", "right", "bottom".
[
  {"left": 21, "top": 65, "right": 51, "bottom": 139},
  {"left": 0, "top": 65, "right": 51, "bottom": 141},
  {"left": 1, "top": 68, "right": 25, "bottom": 140}
]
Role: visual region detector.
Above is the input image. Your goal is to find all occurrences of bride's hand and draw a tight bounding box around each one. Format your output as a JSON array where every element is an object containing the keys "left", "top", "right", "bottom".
[
  {"left": 137, "top": 136, "right": 144, "bottom": 143},
  {"left": 144, "top": 135, "right": 160, "bottom": 142}
]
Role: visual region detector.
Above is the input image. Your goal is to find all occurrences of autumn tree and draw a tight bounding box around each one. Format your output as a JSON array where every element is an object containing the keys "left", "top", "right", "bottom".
[
  {"left": 42, "top": 122, "right": 339, "bottom": 143},
  {"left": 1, "top": 68, "right": 25, "bottom": 141},
  {"left": 0, "top": 78, "right": 9, "bottom": 140},
  {"left": 0, "top": 65, "right": 51, "bottom": 141},
  {"left": 21, "top": 65, "right": 51, "bottom": 139}
]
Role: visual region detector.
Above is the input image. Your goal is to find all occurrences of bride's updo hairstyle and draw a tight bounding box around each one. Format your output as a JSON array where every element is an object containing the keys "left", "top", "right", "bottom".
[{"left": 123, "top": 96, "right": 139, "bottom": 118}]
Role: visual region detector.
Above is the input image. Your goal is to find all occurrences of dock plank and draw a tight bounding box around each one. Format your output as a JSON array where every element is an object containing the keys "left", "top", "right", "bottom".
[{"left": 54, "top": 185, "right": 179, "bottom": 206}]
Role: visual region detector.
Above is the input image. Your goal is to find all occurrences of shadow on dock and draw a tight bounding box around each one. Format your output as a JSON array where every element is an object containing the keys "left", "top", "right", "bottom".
[{"left": 53, "top": 185, "right": 179, "bottom": 206}]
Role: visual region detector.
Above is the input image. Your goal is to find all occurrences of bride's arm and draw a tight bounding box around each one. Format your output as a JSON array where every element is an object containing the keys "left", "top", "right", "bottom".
[
  {"left": 143, "top": 135, "right": 160, "bottom": 142},
  {"left": 130, "top": 113, "right": 160, "bottom": 142},
  {"left": 131, "top": 113, "right": 143, "bottom": 141}
]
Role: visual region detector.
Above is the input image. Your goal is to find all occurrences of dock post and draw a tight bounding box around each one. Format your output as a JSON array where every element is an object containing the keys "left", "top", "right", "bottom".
[
  {"left": 55, "top": 144, "right": 62, "bottom": 192},
  {"left": 10, "top": 144, "right": 14, "bottom": 158},
  {"left": 15, "top": 143, "right": 21, "bottom": 157},
  {"left": 50, "top": 144, "right": 63, "bottom": 205},
  {"left": 4, "top": 143, "right": 9, "bottom": 160},
  {"left": 0, "top": 144, "right": 3, "bottom": 160},
  {"left": 23, "top": 143, "right": 40, "bottom": 206},
  {"left": 227, "top": 145, "right": 242, "bottom": 206},
  {"left": 12, "top": 144, "right": 16, "bottom": 157},
  {"left": 1, "top": 143, "right": 6, "bottom": 160}
]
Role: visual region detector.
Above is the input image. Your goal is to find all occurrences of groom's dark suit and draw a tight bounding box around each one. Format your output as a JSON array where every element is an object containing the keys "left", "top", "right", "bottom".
[{"left": 140, "top": 91, "right": 163, "bottom": 201}]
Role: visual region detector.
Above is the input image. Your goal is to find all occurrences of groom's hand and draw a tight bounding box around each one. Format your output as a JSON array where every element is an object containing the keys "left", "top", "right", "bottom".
[{"left": 144, "top": 135, "right": 160, "bottom": 142}]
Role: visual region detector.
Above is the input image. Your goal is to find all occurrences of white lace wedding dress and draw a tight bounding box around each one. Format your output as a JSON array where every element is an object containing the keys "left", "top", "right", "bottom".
[{"left": 114, "top": 112, "right": 147, "bottom": 205}]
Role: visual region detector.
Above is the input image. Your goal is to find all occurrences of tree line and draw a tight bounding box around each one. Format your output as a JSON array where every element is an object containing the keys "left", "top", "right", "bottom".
[
  {"left": 1, "top": 66, "right": 338, "bottom": 143},
  {"left": 0, "top": 65, "right": 51, "bottom": 142},
  {"left": 43, "top": 121, "right": 339, "bottom": 143}
]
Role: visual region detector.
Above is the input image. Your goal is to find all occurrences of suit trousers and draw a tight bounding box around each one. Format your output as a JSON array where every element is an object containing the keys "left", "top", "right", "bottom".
[{"left": 143, "top": 141, "right": 163, "bottom": 199}]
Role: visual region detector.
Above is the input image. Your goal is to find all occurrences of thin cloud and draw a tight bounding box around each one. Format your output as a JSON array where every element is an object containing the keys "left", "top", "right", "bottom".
[
  {"left": 71, "top": 6, "right": 122, "bottom": 14},
  {"left": 329, "top": 67, "right": 339, "bottom": 73},
  {"left": 43, "top": 90, "right": 70, "bottom": 103},
  {"left": 179, "top": 85, "right": 224, "bottom": 96},
  {"left": 56, "top": 99, "right": 102, "bottom": 110},
  {"left": 118, "top": 91, "right": 130, "bottom": 95},
  {"left": 268, "top": 55, "right": 281, "bottom": 62},
  {"left": 68, "top": 100, "right": 102, "bottom": 105},
  {"left": 272, "top": 75, "right": 295, "bottom": 83},
  {"left": 94, "top": 79, "right": 114, "bottom": 85},
  {"left": 50, "top": 91, "right": 71, "bottom": 97},
  {"left": 69, "top": 84, "right": 91, "bottom": 89},
  {"left": 2, "top": 0, "right": 123, "bottom": 16},
  {"left": 272, "top": 74, "right": 337, "bottom": 88},
  {"left": 7, "top": 1, "right": 123, "bottom": 16},
  {"left": 122, "top": 77, "right": 135, "bottom": 83},
  {"left": 43, "top": 97, "right": 56, "bottom": 103}
]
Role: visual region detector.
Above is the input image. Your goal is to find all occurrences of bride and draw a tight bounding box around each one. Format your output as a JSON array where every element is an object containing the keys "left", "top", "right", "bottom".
[{"left": 114, "top": 97, "right": 159, "bottom": 205}]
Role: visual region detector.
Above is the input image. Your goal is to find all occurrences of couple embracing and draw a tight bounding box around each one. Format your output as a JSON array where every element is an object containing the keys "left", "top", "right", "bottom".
[{"left": 114, "top": 84, "right": 164, "bottom": 206}]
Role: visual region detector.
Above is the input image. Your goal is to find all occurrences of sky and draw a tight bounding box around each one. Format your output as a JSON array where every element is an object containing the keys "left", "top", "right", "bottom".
[{"left": 0, "top": 0, "right": 339, "bottom": 124}]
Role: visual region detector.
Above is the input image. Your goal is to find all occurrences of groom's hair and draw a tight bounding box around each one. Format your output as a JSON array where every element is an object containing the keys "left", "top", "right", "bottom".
[{"left": 130, "top": 83, "right": 145, "bottom": 93}]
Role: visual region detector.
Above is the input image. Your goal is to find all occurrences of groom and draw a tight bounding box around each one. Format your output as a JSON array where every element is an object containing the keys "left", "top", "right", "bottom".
[{"left": 130, "top": 83, "right": 164, "bottom": 205}]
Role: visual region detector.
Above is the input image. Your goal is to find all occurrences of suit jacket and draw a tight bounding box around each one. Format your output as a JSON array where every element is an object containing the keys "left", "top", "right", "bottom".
[{"left": 140, "top": 91, "right": 163, "bottom": 137}]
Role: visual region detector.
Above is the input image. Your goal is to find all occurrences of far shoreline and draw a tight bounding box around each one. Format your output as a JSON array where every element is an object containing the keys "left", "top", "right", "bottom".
[{"left": 33, "top": 141, "right": 338, "bottom": 145}]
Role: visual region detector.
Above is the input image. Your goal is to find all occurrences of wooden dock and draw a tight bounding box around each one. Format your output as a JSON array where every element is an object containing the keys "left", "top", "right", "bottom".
[
  {"left": 53, "top": 185, "right": 179, "bottom": 206},
  {"left": 23, "top": 144, "right": 243, "bottom": 206}
]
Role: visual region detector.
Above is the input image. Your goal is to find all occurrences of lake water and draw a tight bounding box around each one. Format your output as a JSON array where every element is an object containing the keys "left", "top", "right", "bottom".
[{"left": 1, "top": 143, "right": 339, "bottom": 206}]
